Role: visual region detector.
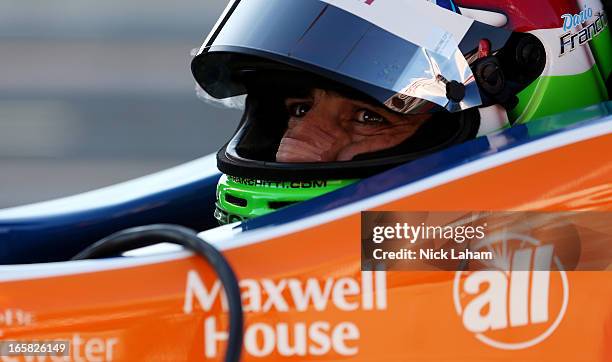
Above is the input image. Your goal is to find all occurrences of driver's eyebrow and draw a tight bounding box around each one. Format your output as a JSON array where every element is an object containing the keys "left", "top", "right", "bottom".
[
  {"left": 283, "top": 88, "right": 394, "bottom": 116},
  {"left": 282, "top": 88, "right": 314, "bottom": 100},
  {"left": 349, "top": 98, "right": 380, "bottom": 109},
  {"left": 347, "top": 98, "right": 396, "bottom": 118},
  {"left": 322, "top": 89, "right": 386, "bottom": 112},
  {"left": 284, "top": 95, "right": 312, "bottom": 103}
]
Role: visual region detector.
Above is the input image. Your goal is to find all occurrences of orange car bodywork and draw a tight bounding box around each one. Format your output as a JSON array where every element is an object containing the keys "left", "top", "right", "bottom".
[{"left": 0, "top": 125, "right": 611, "bottom": 362}]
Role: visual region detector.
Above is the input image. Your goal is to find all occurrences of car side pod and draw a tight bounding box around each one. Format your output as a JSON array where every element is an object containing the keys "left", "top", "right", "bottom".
[{"left": 0, "top": 155, "right": 222, "bottom": 264}]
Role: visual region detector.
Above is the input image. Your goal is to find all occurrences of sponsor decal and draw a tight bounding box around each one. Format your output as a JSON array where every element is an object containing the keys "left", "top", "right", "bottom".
[
  {"left": 228, "top": 176, "right": 328, "bottom": 189},
  {"left": 0, "top": 309, "right": 33, "bottom": 337},
  {"left": 213, "top": 205, "right": 245, "bottom": 224},
  {"left": 561, "top": 5, "right": 594, "bottom": 32},
  {"left": 453, "top": 233, "right": 569, "bottom": 350},
  {"left": 183, "top": 271, "right": 387, "bottom": 358},
  {"left": 559, "top": 6, "right": 608, "bottom": 56}
]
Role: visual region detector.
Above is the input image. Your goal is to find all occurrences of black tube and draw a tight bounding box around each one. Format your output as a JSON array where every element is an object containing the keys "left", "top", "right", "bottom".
[{"left": 72, "top": 224, "right": 243, "bottom": 362}]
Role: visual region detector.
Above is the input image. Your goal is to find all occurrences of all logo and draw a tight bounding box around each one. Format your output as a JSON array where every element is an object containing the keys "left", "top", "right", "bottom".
[{"left": 453, "top": 232, "right": 569, "bottom": 350}]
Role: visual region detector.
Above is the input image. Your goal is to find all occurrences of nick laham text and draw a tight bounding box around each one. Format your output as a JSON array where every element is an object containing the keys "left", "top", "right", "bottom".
[{"left": 373, "top": 248, "right": 493, "bottom": 261}]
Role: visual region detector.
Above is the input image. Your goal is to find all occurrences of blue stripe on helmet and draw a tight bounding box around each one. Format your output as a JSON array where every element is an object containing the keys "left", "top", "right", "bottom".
[{"left": 434, "top": 0, "right": 461, "bottom": 14}]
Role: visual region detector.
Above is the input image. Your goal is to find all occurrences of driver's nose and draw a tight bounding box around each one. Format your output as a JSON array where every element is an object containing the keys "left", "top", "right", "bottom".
[{"left": 277, "top": 96, "right": 352, "bottom": 162}]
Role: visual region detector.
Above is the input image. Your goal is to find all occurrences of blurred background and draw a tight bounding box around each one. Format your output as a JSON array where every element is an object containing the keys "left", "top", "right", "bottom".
[{"left": 0, "top": 0, "right": 240, "bottom": 208}]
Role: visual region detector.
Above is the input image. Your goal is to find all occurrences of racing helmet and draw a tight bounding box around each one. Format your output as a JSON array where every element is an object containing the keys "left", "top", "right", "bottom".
[{"left": 192, "top": 0, "right": 612, "bottom": 224}]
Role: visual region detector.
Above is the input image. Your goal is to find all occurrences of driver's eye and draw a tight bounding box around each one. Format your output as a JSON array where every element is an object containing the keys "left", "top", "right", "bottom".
[
  {"left": 288, "top": 103, "right": 311, "bottom": 118},
  {"left": 355, "top": 109, "right": 388, "bottom": 125}
]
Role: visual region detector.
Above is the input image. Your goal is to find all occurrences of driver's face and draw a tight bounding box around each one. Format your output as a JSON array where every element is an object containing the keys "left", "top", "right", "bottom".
[{"left": 276, "top": 88, "right": 430, "bottom": 163}]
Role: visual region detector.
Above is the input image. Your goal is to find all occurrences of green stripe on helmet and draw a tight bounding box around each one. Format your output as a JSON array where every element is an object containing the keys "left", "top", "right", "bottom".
[
  {"left": 214, "top": 175, "right": 357, "bottom": 224},
  {"left": 590, "top": 25, "right": 612, "bottom": 79},
  {"left": 509, "top": 65, "right": 609, "bottom": 124}
]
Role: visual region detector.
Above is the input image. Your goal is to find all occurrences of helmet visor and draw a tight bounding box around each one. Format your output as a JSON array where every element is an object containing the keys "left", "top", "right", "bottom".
[{"left": 193, "top": 0, "right": 510, "bottom": 114}]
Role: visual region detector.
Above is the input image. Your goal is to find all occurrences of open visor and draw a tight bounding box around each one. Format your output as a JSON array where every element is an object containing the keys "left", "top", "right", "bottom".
[{"left": 193, "top": 0, "right": 512, "bottom": 114}]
